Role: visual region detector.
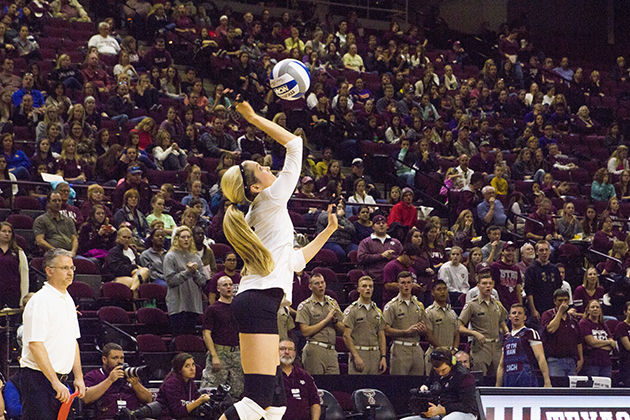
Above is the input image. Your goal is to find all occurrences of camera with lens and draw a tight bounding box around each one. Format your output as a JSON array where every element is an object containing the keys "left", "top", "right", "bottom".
[
  {"left": 115, "top": 401, "right": 162, "bottom": 420},
  {"left": 192, "top": 384, "right": 234, "bottom": 418},
  {"left": 121, "top": 363, "right": 147, "bottom": 379},
  {"left": 409, "top": 383, "right": 442, "bottom": 414}
]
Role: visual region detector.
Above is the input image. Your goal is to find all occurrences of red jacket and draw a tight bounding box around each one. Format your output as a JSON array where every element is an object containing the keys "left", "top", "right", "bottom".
[{"left": 387, "top": 201, "right": 417, "bottom": 228}]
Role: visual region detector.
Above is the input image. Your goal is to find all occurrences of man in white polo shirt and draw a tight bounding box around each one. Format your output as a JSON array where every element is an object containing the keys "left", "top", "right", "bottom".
[{"left": 20, "top": 248, "right": 85, "bottom": 419}]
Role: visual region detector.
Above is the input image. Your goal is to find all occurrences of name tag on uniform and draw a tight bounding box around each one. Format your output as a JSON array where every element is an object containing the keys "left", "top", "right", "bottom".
[
  {"left": 396, "top": 312, "right": 405, "bottom": 318},
  {"left": 356, "top": 317, "right": 365, "bottom": 322},
  {"left": 435, "top": 318, "right": 443, "bottom": 324},
  {"left": 477, "top": 312, "right": 485, "bottom": 316},
  {"left": 292, "top": 389, "right": 302, "bottom": 399}
]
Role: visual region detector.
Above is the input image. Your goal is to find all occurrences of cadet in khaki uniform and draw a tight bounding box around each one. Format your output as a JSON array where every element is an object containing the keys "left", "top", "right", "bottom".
[
  {"left": 343, "top": 276, "right": 387, "bottom": 375},
  {"left": 296, "top": 273, "right": 345, "bottom": 374},
  {"left": 277, "top": 298, "right": 295, "bottom": 341},
  {"left": 384, "top": 271, "right": 434, "bottom": 375},
  {"left": 459, "top": 274, "right": 508, "bottom": 376},
  {"left": 424, "top": 279, "right": 460, "bottom": 367}
]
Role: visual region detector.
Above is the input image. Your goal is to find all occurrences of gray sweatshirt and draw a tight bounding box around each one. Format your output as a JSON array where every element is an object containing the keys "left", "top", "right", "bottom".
[{"left": 164, "top": 249, "right": 206, "bottom": 315}]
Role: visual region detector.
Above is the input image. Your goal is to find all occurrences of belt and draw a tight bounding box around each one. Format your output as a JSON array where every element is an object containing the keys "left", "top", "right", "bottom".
[
  {"left": 57, "top": 373, "right": 69, "bottom": 383},
  {"left": 355, "top": 345, "right": 379, "bottom": 351},
  {"left": 308, "top": 340, "right": 335, "bottom": 350},
  {"left": 216, "top": 344, "right": 239, "bottom": 352},
  {"left": 393, "top": 340, "right": 420, "bottom": 347},
  {"left": 484, "top": 338, "right": 499, "bottom": 343}
]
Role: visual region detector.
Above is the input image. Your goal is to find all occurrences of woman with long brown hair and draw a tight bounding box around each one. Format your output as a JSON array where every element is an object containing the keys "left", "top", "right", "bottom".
[
  {"left": 218, "top": 100, "right": 338, "bottom": 420},
  {"left": 0, "top": 221, "right": 29, "bottom": 308}
]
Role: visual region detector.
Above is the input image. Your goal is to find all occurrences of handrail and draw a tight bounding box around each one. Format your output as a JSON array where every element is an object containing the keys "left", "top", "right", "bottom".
[
  {"left": 588, "top": 247, "right": 622, "bottom": 266},
  {"left": 513, "top": 213, "right": 545, "bottom": 229}
]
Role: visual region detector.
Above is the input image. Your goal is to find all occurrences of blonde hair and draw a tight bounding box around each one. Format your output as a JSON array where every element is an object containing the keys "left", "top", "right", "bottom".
[
  {"left": 220, "top": 164, "right": 275, "bottom": 276},
  {"left": 170, "top": 226, "right": 197, "bottom": 253}
]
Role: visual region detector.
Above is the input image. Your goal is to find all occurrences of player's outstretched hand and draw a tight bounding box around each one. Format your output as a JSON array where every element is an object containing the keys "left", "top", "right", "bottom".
[
  {"left": 326, "top": 204, "right": 338, "bottom": 232},
  {"left": 234, "top": 98, "right": 256, "bottom": 120}
]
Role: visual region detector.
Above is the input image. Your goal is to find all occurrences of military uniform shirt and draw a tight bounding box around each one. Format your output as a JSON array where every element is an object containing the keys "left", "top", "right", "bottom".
[
  {"left": 458, "top": 296, "right": 507, "bottom": 340},
  {"left": 296, "top": 295, "right": 340, "bottom": 344},
  {"left": 343, "top": 301, "right": 385, "bottom": 347},
  {"left": 383, "top": 295, "right": 426, "bottom": 343},
  {"left": 425, "top": 302, "right": 459, "bottom": 347}
]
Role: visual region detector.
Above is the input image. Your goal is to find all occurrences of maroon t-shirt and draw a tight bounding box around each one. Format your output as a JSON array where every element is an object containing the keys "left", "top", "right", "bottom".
[
  {"left": 283, "top": 366, "right": 320, "bottom": 420},
  {"left": 0, "top": 247, "right": 21, "bottom": 308},
  {"left": 572, "top": 285, "right": 605, "bottom": 314},
  {"left": 84, "top": 368, "right": 142, "bottom": 418},
  {"left": 541, "top": 308, "right": 581, "bottom": 360},
  {"left": 202, "top": 301, "right": 239, "bottom": 346},
  {"left": 490, "top": 260, "right": 522, "bottom": 308},
  {"left": 579, "top": 318, "right": 612, "bottom": 367},
  {"left": 614, "top": 321, "right": 630, "bottom": 365},
  {"left": 382, "top": 259, "right": 418, "bottom": 303}
]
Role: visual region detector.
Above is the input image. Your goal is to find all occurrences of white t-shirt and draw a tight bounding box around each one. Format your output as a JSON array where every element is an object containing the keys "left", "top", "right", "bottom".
[
  {"left": 438, "top": 261, "right": 470, "bottom": 294},
  {"left": 88, "top": 34, "right": 121, "bottom": 55},
  {"left": 240, "top": 137, "right": 305, "bottom": 302},
  {"left": 21, "top": 282, "right": 80, "bottom": 374},
  {"left": 123, "top": 247, "right": 136, "bottom": 264}
]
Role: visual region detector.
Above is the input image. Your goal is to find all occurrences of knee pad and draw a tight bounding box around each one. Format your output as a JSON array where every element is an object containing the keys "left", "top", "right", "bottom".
[
  {"left": 271, "top": 366, "right": 286, "bottom": 407},
  {"left": 225, "top": 397, "right": 267, "bottom": 420},
  {"left": 265, "top": 406, "right": 287, "bottom": 420},
  {"left": 243, "top": 374, "right": 276, "bottom": 408}
]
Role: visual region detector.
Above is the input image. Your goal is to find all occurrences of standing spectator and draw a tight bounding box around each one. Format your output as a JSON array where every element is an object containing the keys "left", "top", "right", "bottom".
[
  {"left": 0, "top": 221, "right": 28, "bottom": 308},
  {"left": 496, "top": 303, "right": 551, "bottom": 387},
  {"left": 423, "top": 280, "right": 460, "bottom": 366},
  {"left": 33, "top": 191, "right": 78, "bottom": 254},
  {"left": 383, "top": 271, "right": 433, "bottom": 375},
  {"left": 615, "top": 302, "right": 630, "bottom": 386},
  {"left": 357, "top": 214, "right": 403, "bottom": 281},
  {"left": 579, "top": 300, "right": 615, "bottom": 378},
  {"left": 458, "top": 275, "right": 508, "bottom": 377},
  {"left": 438, "top": 246, "right": 469, "bottom": 299},
  {"left": 572, "top": 267, "right": 605, "bottom": 316},
  {"left": 19, "top": 248, "right": 86, "bottom": 419},
  {"left": 296, "top": 273, "right": 345, "bottom": 375},
  {"left": 88, "top": 21, "right": 120, "bottom": 55},
  {"left": 541, "top": 289, "right": 584, "bottom": 377},
  {"left": 525, "top": 240, "right": 563, "bottom": 323},
  {"left": 279, "top": 339, "right": 321, "bottom": 420},
  {"left": 343, "top": 276, "right": 387, "bottom": 375},
  {"left": 591, "top": 168, "right": 617, "bottom": 202},
  {"left": 490, "top": 241, "right": 523, "bottom": 308},
  {"left": 201, "top": 276, "right": 243, "bottom": 398},
  {"left": 205, "top": 253, "right": 240, "bottom": 304},
  {"left": 164, "top": 226, "right": 205, "bottom": 335}
]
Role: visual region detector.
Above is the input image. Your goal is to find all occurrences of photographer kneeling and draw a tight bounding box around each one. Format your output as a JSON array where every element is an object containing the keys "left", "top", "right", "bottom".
[
  {"left": 83, "top": 343, "right": 154, "bottom": 419},
  {"left": 157, "top": 353, "right": 214, "bottom": 419},
  {"left": 402, "top": 348, "right": 479, "bottom": 420}
]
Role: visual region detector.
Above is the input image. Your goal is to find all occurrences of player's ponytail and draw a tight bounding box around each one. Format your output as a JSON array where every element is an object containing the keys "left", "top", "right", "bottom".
[{"left": 221, "top": 164, "right": 275, "bottom": 277}]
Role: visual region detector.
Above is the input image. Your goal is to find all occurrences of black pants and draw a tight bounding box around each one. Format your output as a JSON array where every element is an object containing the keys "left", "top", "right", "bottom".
[{"left": 21, "top": 367, "right": 74, "bottom": 420}]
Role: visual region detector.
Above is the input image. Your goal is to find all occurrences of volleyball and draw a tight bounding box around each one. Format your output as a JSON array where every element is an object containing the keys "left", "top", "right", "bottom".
[{"left": 270, "top": 58, "right": 311, "bottom": 101}]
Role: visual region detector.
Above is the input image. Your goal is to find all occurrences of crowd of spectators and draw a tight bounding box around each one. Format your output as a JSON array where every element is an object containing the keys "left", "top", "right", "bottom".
[{"left": 1, "top": 1, "right": 630, "bottom": 414}]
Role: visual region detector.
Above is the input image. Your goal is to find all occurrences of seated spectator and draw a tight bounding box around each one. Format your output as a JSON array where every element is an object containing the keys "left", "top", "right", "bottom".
[
  {"left": 153, "top": 129, "right": 187, "bottom": 171},
  {"left": 143, "top": 37, "right": 172, "bottom": 70},
  {"left": 103, "top": 226, "right": 150, "bottom": 291},
  {"left": 422, "top": 223, "right": 446, "bottom": 270},
  {"left": 157, "top": 353, "right": 210, "bottom": 418},
  {"left": 0, "top": 154, "right": 17, "bottom": 203},
  {"left": 13, "top": 25, "right": 40, "bottom": 62},
  {"left": 346, "top": 178, "right": 376, "bottom": 216},
  {"left": 95, "top": 144, "right": 126, "bottom": 184},
  {"left": 481, "top": 225, "right": 505, "bottom": 263},
  {"left": 454, "top": 153, "right": 474, "bottom": 187},
  {"left": 384, "top": 114, "right": 405, "bottom": 144},
  {"left": 580, "top": 300, "right": 614, "bottom": 378},
  {"left": 181, "top": 180, "right": 211, "bottom": 218},
  {"left": 450, "top": 209, "right": 476, "bottom": 249},
  {"left": 477, "top": 186, "right": 507, "bottom": 228},
  {"left": 415, "top": 139, "right": 439, "bottom": 175},
  {"left": 33, "top": 191, "right": 78, "bottom": 254},
  {"left": 388, "top": 187, "right": 418, "bottom": 230},
  {"left": 556, "top": 201, "right": 583, "bottom": 241},
  {"left": 50, "top": 0, "right": 90, "bottom": 21},
  {"left": 489, "top": 163, "right": 508, "bottom": 197},
  {"left": 592, "top": 215, "right": 615, "bottom": 254},
  {"left": 607, "top": 145, "right": 629, "bottom": 175},
  {"left": 438, "top": 246, "right": 469, "bottom": 300},
  {"left": 525, "top": 198, "right": 561, "bottom": 242},
  {"left": 592, "top": 167, "right": 617, "bottom": 202},
  {"left": 146, "top": 193, "right": 176, "bottom": 236},
  {"left": 237, "top": 125, "right": 266, "bottom": 161},
  {"left": 2, "top": 132, "right": 31, "bottom": 179},
  {"left": 279, "top": 338, "right": 321, "bottom": 420},
  {"left": 342, "top": 43, "right": 364, "bottom": 72},
  {"left": 12, "top": 71, "right": 44, "bottom": 108},
  {"left": 82, "top": 53, "right": 112, "bottom": 93},
  {"left": 54, "top": 181, "right": 83, "bottom": 226},
  {"left": 106, "top": 81, "right": 136, "bottom": 126},
  {"left": 83, "top": 342, "right": 153, "bottom": 418},
  {"left": 112, "top": 164, "right": 152, "bottom": 214},
  {"left": 134, "top": 73, "right": 160, "bottom": 112},
  {"left": 88, "top": 21, "right": 120, "bottom": 55},
  {"left": 582, "top": 205, "right": 599, "bottom": 239},
  {"left": 614, "top": 169, "right": 630, "bottom": 200},
  {"left": 573, "top": 105, "right": 600, "bottom": 135},
  {"left": 113, "top": 188, "right": 149, "bottom": 244},
  {"left": 382, "top": 243, "right": 425, "bottom": 303},
  {"left": 353, "top": 205, "right": 374, "bottom": 242},
  {"left": 139, "top": 227, "right": 167, "bottom": 286},
  {"left": 78, "top": 203, "right": 116, "bottom": 257},
  {"left": 56, "top": 138, "right": 87, "bottom": 184},
  {"left": 201, "top": 117, "right": 239, "bottom": 159},
  {"left": 316, "top": 201, "right": 357, "bottom": 262},
  {"left": 469, "top": 141, "right": 495, "bottom": 175}
]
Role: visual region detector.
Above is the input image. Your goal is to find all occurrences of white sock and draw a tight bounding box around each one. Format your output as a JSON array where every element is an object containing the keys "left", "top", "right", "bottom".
[{"left": 232, "top": 397, "right": 268, "bottom": 420}]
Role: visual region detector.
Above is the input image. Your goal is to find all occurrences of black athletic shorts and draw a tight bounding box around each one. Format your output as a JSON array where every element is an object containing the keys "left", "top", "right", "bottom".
[{"left": 232, "top": 288, "right": 284, "bottom": 334}]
